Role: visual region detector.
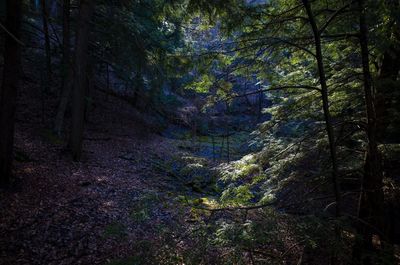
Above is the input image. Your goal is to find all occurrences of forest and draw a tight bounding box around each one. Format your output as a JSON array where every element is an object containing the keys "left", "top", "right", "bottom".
[{"left": 0, "top": 0, "right": 399, "bottom": 264}]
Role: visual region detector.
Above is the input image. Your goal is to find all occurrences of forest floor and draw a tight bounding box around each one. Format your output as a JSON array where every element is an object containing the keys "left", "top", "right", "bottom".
[{"left": 0, "top": 82, "right": 217, "bottom": 264}]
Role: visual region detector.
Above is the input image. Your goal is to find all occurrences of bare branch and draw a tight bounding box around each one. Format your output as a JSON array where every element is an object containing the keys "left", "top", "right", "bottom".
[{"left": 0, "top": 21, "right": 25, "bottom": 46}]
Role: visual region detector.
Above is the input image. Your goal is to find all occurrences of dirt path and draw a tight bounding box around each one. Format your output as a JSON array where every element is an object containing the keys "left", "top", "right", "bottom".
[{"left": 0, "top": 91, "right": 191, "bottom": 264}]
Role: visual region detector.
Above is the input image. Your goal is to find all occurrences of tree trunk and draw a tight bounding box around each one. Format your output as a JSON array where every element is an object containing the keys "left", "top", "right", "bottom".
[
  {"left": 41, "top": 0, "right": 52, "bottom": 86},
  {"left": 257, "top": 86, "right": 262, "bottom": 122},
  {"left": 375, "top": 0, "right": 400, "bottom": 143},
  {"left": 132, "top": 68, "right": 142, "bottom": 107},
  {"left": 375, "top": 50, "right": 400, "bottom": 142},
  {"left": 54, "top": 70, "right": 72, "bottom": 136},
  {"left": 53, "top": 0, "right": 71, "bottom": 136},
  {"left": 70, "top": 0, "right": 94, "bottom": 161},
  {"left": 356, "top": 0, "right": 385, "bottom": 258},
  {"left": 61, "top": 0, "right": 70, "bottom": 93},
  {"left": 0, "top": 0, "right": 22, "bottom": 187},
  {"left": 84, "top": 62, "right": 94, "bottom": 122},
  {"left": 302, "top": 0, "right": 341, "bottom": 216},
  {"left": 29, "top": 0, "right": 39, "bottom": 12}
]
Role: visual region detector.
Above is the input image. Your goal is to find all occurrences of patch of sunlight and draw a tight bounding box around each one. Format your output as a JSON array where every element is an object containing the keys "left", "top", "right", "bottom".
[{"left": 241, "top": 154, "right": 256, "bottom": 164}]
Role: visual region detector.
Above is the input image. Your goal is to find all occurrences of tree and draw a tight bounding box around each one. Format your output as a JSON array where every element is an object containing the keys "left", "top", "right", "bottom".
[
  {"left": 354, "top": 0, "right": 385, "bottom": 262},
  {"left": 374, "top": 0, "right": 400, "bottom": 142},
  {"left": 302, "top": 0, "right": 341, "bottom": 217},
  {"left": 0, "top": 0, "right": 23, "bottom": 187},
  {"left": 41, "top": 0, "right": 52, "bottom": 86},
  {"left": 183, "top": 1, "right": 393, "bottom": 260},
  {"left": 70, "top": 0, "right": 95, "bottom": 161},
  {"left": 53, "top": 0, "right": 71, "bottom": 136}
]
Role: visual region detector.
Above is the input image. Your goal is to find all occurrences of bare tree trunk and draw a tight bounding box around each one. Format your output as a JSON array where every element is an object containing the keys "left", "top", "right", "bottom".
[
  {"left": 0, "top": 0, "right": 22, "bottom": 187},
  {"left": 106, "top": 62, "right": 110, "bottom": 101},
  {"left": 257, "top": 86, "right": 262, "bottom": 122},
  {"left": 41, "top": 0, "right": 52, "bottom": 86},
  {"left": 61, "top": 0, "right": 70, "bottom": 93},
  {"left": 226, "top": 124, "right": 230, "bottom": 162},
  {"left": 375, "top": 0, "right": 400, "bottom": 143},
  {"left": 376, "top": 49, "right": 400, "bottom": 245},
  {"left": 212, "top": 134, "right": 215, "bottom": 162},
  {"left": 220, "top": 136, "right": 225, "bottom": 159},
  {"left": 356, "top": 0, "right": 385, "bottom": 260},
  {"left": 54, "top": 70, "right": 72, "bottom": 136},
  {"left": 302, "top": 0, "right": 341, "bottom": 216},
  {"left": 53, "top": 0, "right": 71, "bottom": 136},
  {"left": 70, "top": 0, "right": 94, "bottom": 161},
  {"left": 132, "top": 67, "right": 142, "bottom": 107},
  {"left": 375, "top": 49, "right": 400, "bottom": 142},
  {"left": 85, "top": 62, "right": 94, "bottom": 122},
  {"left": 211, "top": 119, "right": 216, "bottom": 162}
]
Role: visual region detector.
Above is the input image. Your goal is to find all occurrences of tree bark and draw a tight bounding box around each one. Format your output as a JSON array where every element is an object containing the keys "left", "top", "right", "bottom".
[
  {"left": 61, "top": 0, "right": 70, "bottom": 92},
  {"left": 302, "top": 0, "right": 342, "bottom": 216},
  {"left": 53, "top": 0, "right": 71, "bottom": 136},
  {"left": 84, "top": 61, "right": 94, "bottom": 122},
  {"left": 0, "top": 0, "right": 22, "bottom": 187},
  {"left": 356, "top": 0, "right": 385, "bottom": 256},
  {"left": 132, "top": 67, "right": 143, "bottom": 107},
  {"left": 375, "top": 0, "right": 400, "bottom": 142},
  {"left": 375, "top": 50, "right": 400, "bottom": 142},
  {"left": 41, "top": 0, "right": 52, "bottom": 85},
  {"left": 54, "top": 70, "right": 72, "bottom": 136},
  {"left": 29, "top": 0, "right": 39, "bottom": 12},
  {"left": 70, "top": 0, "right": 94, "bottom": 161}
]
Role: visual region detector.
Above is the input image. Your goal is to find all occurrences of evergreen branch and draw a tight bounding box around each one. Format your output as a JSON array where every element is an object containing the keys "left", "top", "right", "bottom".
[
  {"left": 319, "top": 1, "right": 355, "bottom": 35},
  {"left": 226, "top": 85, "right": 321, "bottom": 100}
]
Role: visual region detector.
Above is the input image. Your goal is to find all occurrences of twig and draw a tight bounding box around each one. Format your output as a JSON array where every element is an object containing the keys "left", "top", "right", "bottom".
[{"left": 0, "top": 21, "right": 25, "bottom": 46}]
